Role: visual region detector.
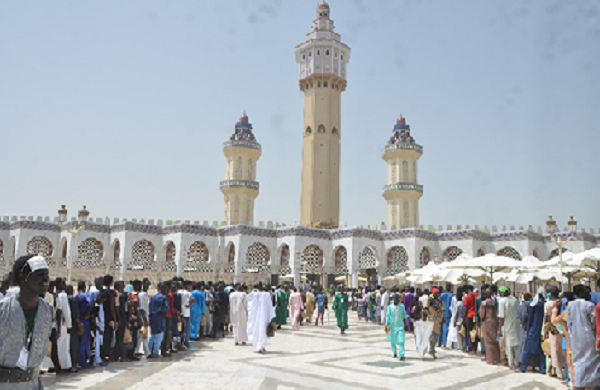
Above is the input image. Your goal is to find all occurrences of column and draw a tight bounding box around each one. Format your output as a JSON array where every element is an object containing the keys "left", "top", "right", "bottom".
[{"left": 352, "top": 271, "right": 358, "bottom": 289}]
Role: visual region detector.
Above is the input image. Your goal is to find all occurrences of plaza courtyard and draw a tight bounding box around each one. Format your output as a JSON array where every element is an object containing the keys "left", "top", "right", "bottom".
[{"left": 42, "top": 314, "right": 564, "bottom": 390}]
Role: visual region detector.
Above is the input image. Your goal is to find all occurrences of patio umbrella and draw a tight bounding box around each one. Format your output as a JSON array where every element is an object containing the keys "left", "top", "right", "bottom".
[
  {"left": 519, "top": 256, "right": 544, "bottom": 270},
  {"left": 446, "top": 253, "right": 523, "bottom": 283},
  {"left": 566, "top": 248, "right": 600, "bottom": 273},
  {"left": 279, "top": 274, "right": 307, "bottom": 282},
  {"left": 440, "top": 268, "right": 487, "bottom": 284}
]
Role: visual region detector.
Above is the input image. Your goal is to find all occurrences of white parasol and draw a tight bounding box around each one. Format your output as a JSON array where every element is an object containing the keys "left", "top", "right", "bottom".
[{"left": 446, "top": 253, "right": 524, "bottom": 283}]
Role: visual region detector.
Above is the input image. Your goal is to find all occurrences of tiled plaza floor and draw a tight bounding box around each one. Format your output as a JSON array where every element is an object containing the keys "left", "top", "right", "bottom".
[{"left": 43, "top": 312, "right": 565, "bottom": 390}]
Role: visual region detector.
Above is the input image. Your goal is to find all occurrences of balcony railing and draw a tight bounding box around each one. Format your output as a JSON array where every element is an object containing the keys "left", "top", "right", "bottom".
[
  {"left": 382, "top": 182, "right": 423, "bottom": 195},
  {"left": 382, "top": 143, "right": 423, "bottom": 157},
  {"left": 220, "top": 180, "right": 260, "bottom": 191},
  {"left": 223, "top": 140, "right": 261, "bottom": 152}
]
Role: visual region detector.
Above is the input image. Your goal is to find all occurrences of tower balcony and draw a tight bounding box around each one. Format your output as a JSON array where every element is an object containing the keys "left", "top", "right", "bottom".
[
  {"left": 382, "top": 142, "right": 423, "bottom": 157},
  {"left": 223, "top": 140, "right": 262, "bottom": 153},
  {"left": 220, "top": 180, "right": 260, "bottom": 192},
  {"left": 382, "top": 182, "right": 423, "bottom": 196}
]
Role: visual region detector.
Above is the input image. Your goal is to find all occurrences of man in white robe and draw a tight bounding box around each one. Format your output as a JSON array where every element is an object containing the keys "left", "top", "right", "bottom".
[
  {"left": 229, "top": 285, "right": 248, "bottom": 345},
  {"left": 55, "top": 278, "right": 73, "bottom": 372},
  {"left": 247, "top": 286, "right": 275, "bottom": 353}
]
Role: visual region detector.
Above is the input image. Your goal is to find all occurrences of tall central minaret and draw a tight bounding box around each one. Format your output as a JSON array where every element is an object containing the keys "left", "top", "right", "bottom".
[{"left": 296, "top": 1, "right": 350, "bottom": 229}]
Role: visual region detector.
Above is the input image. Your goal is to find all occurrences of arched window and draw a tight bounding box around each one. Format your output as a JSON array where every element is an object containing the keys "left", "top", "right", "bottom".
[
  {"left": 318, "top": 81, "right": 321, "bottom": 87},
  {"left": 248, "top": 158, "right": 254, "bottom": 180},
  {"left": 246, "top": 198, "right": 252, "bottom": 224},
  {"left": 419, "top": 247, "right": 431, "bottom": 266},
  {"left": 309, "top": 51, "right": 312, "bottom": 57},
  {"left": 325, "top": 49, "right": 329, "bottom": 56},
  {"left": 279, "top": 244, "right": 291, "bottom": 275},
  {"left": 391, "top": 162, "right": 397, "bottom": 182},
  {"left": 402, "top": 160, "right": 408, "bottom": 181},
  {"left": 442, "top": 246, "right": 463, "bottom": 262},
  {"left": 27, "top": 236, "right": 53, "bottom": 258},
  {"left": 164, "top": 242, "right": 176, "bottom": 271},
  {"left": 498, "top": 246, "right": 522, "bottom": 260},
  {"left": 391, "top": 200, "right": 397, "bottom": 225},
  {"left": 305, "top": 126, "right": 312, "bottom": 135},
  {"left": 130, "top": 240, "right": 155, "bottom": 270},
  {"left": 318, "top": 125, "right": 326, "bottom": 133},
  {"left": 235, "top": 157, "right": 242, "bottom": 179},
  {"left": 385, "top": 246, "right": 408, "bottom": 276},
  {"left": 76, "top": 238, "right": 104, "bottom": 268},
  {"left": 244, "top": 242, "right": 271, "bottom": 273},
  {"left": 302, "top": 54, "right": 306, "bottom": 60},
  {"left": 233, "top": 196, "right": 240, "bottom": 223},
  {"left": 111, "top": 240, "right": 121, "bottom": 269},
  {"left": 341, "top": 55, "right": 344, "bottom": 60},
  {"left": 334, "top": 246, "right": 348, "bottom": 274},
  {"left": 332, "top": 127, "right": 338, "bottom": 134},
  {"left": 302, "top": 245, "right": 324, "bottom": 274},
  {"left": 224, "top": 197, "right": 229, "bottom": 221},
  {"left": 413, "top": 161, "right": 417, "bottom": 182},
  {"left": 187, "top": 241, "right": 210, "bottom": 273},
  {"left": 358, "top": 247, "right": 377, "bottom": 269},
  {"left": 323, "top": 81, "right": 328, "bottom": 87},
  {"left": 317, "top": 49, "right": 320, "bottom": 55},
  {"left": 403, "top": 200, "right": 409, "bottom": 227}
]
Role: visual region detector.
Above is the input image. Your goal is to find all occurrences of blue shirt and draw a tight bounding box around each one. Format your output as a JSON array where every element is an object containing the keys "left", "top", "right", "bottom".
[
  {"left": 191, "top": 290, "right": 206, "bottom": 315},
  {"left": 76, "top": 292, "right": 92, "bottom": 321},
  {"left": 587, "top": 292, "right": 600, "bottom": 306},
  {"left": 149, "top": 293, "right": 169, "bottom": 335},
  {"left": 316, "top": 294, "right": 328, "bottom": 312},
  {"left": 439, "top": 292, "right": 455, "bottom": 319}
]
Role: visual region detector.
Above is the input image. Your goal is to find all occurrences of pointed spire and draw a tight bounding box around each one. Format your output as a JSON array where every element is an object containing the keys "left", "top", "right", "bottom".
[{"left": 240, "top": 110, "right": 248, "bottom": 122}]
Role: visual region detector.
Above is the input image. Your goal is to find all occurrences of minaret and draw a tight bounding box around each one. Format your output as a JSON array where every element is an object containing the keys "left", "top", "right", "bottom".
[
  {"left": 220, "top": 112, "right": 261, "bottom": 225},
  {"left": 295, "top": 1, "right": 350, "bottom": 229},
  {"left": 382, "top": 115, "right": 423, "bottom": 228}
]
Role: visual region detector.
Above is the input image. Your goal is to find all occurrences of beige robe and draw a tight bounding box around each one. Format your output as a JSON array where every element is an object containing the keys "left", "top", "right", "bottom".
[{"left": 304, "top": 293, "right": 315, "bottom": 322}]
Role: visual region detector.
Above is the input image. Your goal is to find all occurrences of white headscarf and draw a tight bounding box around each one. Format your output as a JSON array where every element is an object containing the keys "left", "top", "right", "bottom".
[{"left": 530, "top": 286, "right": 545, "bottom": 307}]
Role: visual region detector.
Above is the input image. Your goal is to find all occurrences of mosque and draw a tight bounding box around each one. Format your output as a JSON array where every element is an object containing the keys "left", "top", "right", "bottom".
[{"left": 1, "top": 2, "right": 598, "bottom": 288}]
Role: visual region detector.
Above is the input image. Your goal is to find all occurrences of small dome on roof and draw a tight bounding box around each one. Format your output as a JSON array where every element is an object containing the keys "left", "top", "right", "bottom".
[
  {"left": 396, "top": 114, "right": 406, "bottom": 126},
  {"left": 318, "top": 1, "right": 330, "bottom": 9},
  {"left": 239, "top": 110, "right": 248, "bottom": 122}
]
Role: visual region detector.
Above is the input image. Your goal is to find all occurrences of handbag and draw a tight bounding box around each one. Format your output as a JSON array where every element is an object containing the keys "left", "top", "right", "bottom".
[
  {"left": 541, "top": 340, "right": 552, "bottom": 356},
  {"left": 470, "top": 329, "right": 478, "bottom": 343},
  {"left": 123, "top": 328, "right": 132, "bottom": 344},
  {"left": 499, "top": 336, "right": 505, "bottom": 351},
  {"left": 140, "top": 326, "right": 149, "bottom": 340}
]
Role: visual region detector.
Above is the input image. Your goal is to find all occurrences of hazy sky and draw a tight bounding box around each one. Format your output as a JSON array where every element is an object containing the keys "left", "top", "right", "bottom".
[{"left": 1, "top": 0, "right": 599, "bottom": 230}]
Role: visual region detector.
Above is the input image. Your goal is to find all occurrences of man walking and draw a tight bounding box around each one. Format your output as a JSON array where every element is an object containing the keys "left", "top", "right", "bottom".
[
  {"left": 332, "top": 287, "right": 349, "bottom": 335},
  {"left": 385, "top": 293, "right": 407, "bottom": 361},
  {"left": 287, "top": 288, "right": 304, "bottom": 330},
  {"left": 425, "top": 288, "right": 444, "bottom": 359},
  {"left": 229, "top": 285, "right": 248, "bottom": 345}
]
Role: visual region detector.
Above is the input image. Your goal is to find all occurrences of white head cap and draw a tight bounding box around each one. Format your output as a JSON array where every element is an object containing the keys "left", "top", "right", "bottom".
[{"left": 26, "top": 256, "right": 49, "bottom": 273}]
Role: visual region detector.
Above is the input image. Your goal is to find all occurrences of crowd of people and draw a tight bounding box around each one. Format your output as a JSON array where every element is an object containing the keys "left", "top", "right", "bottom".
[
  {"left": 0, "top": 254, "right": 353, "bottom": 389},
  {"left": 2, "top": 254, "right": 600, "bottom": 390},
  {"left": 352, "top": 283, "right": 600, "bottom": 389}
]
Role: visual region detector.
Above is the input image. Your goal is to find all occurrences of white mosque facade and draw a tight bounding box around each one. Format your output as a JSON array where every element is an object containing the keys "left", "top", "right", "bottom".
[{"left": 2, "top": 2, "right": 599, "bottom": 287}]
